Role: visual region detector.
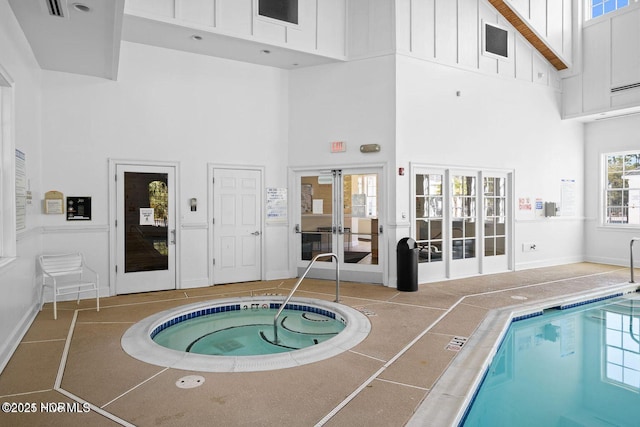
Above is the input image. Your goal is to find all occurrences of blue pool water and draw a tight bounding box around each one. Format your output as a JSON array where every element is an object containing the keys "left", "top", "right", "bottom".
[
  {"left": 152, "top": 308, "right": 345, "bottom": 356},
  {"left": 463, "top": 293, "right": 640, "bottom": 426}
]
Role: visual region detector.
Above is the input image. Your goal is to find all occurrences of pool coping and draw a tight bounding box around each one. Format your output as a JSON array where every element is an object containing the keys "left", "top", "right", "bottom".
[
  {"left": 407, "top": 282, "right": 640, "bottom": 427},
  {"left": 121, "top": 296, "right": 371, "bottom": 372}
]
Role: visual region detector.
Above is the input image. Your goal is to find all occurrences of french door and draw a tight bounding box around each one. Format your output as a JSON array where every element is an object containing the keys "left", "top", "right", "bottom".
[
  {"left": 414, "top": 167, "right": 511, "bottom": 282},
  {"left": 295, "top": 168, "right": 383, "bottom": 283},
  {"left": 114, "top": 163, "right": 177, "bottom": 294}
]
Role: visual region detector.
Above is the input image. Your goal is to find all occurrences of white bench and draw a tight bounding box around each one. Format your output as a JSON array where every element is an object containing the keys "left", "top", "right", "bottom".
[{"left": 39, "top": 253, "right": 100, "bottom": 320}]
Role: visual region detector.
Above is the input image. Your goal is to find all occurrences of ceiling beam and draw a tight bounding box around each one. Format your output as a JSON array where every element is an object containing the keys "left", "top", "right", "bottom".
[{"left": 488, "top": 0, "right": 569, "bottom": 71}]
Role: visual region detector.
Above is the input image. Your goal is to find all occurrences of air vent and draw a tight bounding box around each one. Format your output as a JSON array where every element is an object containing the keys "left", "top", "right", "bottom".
[
  {"left": 611, "top": 82, "right": 640, "bottom": 93},
  {"left": 46, "top": 0, "right": 65, "bottom": 17}
]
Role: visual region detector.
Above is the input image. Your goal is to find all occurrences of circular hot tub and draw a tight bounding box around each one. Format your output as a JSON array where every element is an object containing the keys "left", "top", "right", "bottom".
[{"left": 121, "top": 296, "right": 371, "bottom": 372}]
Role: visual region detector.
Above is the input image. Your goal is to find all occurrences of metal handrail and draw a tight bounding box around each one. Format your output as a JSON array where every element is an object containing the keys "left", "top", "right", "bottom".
[
  {"left": 273, "top": 252, "right": 339, "bottom": 344},
  {"left": 631, "top": 238, "right": 640, "bottom": 283}
]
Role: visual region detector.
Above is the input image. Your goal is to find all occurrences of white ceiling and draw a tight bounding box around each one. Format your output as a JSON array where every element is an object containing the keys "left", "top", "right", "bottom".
[{"left": 8, "top": 0, "right": 340, "bottom": 81}]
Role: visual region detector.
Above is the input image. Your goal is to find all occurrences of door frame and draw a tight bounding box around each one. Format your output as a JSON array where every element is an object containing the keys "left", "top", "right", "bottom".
[
  {"left": 289, "top": 163, "right": 387, "bottom": 285},
  {"left": 207, "top": 163, "right": 265, "bottom": 285},
  {"left": 108, "top": 159, "right": 181, "bottom": 295},
  {"left": 410, "top": 163, "right": 515, "bottom": 282}
]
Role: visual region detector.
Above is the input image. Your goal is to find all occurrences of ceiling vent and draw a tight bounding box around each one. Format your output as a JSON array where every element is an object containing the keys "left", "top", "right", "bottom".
[
  {"left": 45, "top": 0, "right": 66, "bottom": 17},
  {"left": 611, "top": 82, "right": 640, "bottom": 93}
]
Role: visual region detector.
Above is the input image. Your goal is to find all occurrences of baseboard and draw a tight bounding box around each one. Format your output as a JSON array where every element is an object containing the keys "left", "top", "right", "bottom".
[{"left": 0, "top": 303, "right": 39, "bottom": 374}]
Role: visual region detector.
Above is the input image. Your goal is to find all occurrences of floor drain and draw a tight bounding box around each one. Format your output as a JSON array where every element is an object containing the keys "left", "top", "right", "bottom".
[{"left": 176, "top": 375, "right": 205, "bottom": 389}]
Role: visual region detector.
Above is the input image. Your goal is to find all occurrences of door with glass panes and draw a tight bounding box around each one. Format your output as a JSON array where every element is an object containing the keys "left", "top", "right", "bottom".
[
  {"left": 414, "top": 167, "right": 510, "bottom": 282},
  {"left": 296, "top": 168, "right": 383, "bottom": 283}
]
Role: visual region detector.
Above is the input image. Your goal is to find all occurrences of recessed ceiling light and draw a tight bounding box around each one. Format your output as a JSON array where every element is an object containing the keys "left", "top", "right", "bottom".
[
  {"left": 191, "top": 35, "right": 203, "bottom": 41},
  {"left": 261, "top": 50, "right": 271, "bottom": 54},
  {"left": 72, "top": 3, "right": 91, "bottom": 12}
]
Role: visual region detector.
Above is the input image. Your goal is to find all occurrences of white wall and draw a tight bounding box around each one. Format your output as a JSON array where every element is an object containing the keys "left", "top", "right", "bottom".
[
  {"left": 584, "top": 114, "right": 640, "bottom": 266},
  {"left": 0, "top": 0, "right": 43, "bottom": 371},
  {"left": 40, "top": 41, "right": 290, "bottom": 294},
  {"left": 396, "top": 55, "right": 585, "bottom": 272}
]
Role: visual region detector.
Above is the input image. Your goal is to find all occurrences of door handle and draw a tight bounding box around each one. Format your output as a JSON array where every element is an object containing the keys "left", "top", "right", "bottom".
[{"left": 251, "top": 231, "right": 261, "bottom": 236}]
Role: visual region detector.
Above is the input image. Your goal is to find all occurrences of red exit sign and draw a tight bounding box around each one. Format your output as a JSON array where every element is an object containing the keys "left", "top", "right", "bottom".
[{"left": 330, "top": 141, "right": 346, "bottom": 153}]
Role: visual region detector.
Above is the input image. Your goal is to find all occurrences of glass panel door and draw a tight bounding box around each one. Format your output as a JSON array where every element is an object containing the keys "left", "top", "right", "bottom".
[
  {"left": 296, "top": 168, "right": 383, "bottom": 283},
  {"left": 300, "top": 173, "right": 334, "bottom": 262},
  {"left": 116, "top": 164, "right": 176, "bottom": 294}
]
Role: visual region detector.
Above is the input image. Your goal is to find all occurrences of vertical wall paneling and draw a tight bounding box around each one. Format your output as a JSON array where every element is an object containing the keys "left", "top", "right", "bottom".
[
  {"left": 286, "top": 0, "right": 316, "bottom": 52},
  {"left": 497, "top": 17, "right": 515, "bottom": 78},
  {"left": 410, "top": 0, "right": 436, "bottom": 59},
  {"left": 611, "top": 9, "right": 640, "bottom": 89},
  {"left": 546, "top": 0, "right": 563, "bottom": 55},
  {"left": 582, "top": 21, "right": 611, "bottom": 113},
  {"left": 478, "top": 1, "right": 498, "bottom": 74},
  {"left": 514, "top": 34, "right": 533, "bottom": 82},
  {"left": 529, "top": 0, "right": 546, "bottom": 39},
  {"left": 216, "top": 0, "right": 252, "bottom": 36},
  {"left": 396, "top": 0, "right": 411, "bottom": 53},
  {"left": 434, "top": 0, "right": 458, "bottom": 64},
  {"left": 177, "top": 0, "right": 215, "bottom": 27},
  {"left": 126, "top": 0, "right": 176, "bottom": 18},
  {"left": 317, "top": 0, "right": 346, "bottom": 57},
  {"left": 458, "top": 0, "right": 479, "bottom": 69}
]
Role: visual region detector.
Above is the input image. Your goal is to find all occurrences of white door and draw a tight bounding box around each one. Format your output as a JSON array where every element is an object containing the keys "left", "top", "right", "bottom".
[
  {"left": 212, "top": 168, "right": 262, "bottom": 284},
  {"left": 115, "top": 164, "right": 176, "bottom": 294}
]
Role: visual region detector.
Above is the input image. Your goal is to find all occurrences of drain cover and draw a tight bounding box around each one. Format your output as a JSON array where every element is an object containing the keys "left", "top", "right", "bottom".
[{"left": 176, "top": 375, "right": 205, "bottom": 389}]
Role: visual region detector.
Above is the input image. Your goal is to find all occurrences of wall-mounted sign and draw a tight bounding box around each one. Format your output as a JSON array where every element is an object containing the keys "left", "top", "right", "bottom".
[
  {"left": 67, "top": 196, "right": 91, "bottom": 221},
  {"left": 140, "top": 208, "right": 155, "bottom": 225},
  {"left": 44, "top": 190, "right": 64, "bottom": 214}
]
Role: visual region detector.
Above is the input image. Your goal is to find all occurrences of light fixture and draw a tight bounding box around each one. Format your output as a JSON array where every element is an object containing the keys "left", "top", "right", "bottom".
[
  {"left": 72, "top": 3, "right": 91, "bottom": 12},
  {"left": 191, "top": 35, "right": 203, "bottom": 41}
]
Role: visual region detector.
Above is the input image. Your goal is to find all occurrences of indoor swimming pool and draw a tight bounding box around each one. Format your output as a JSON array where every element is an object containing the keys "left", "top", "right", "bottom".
[{"left": 462, "top": 293, "right": 640, "bottom": 426}]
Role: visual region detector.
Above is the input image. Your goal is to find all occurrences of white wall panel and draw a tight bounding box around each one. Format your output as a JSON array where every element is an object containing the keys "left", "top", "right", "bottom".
[
  {"left": 529, "top": 0, "right": 546, "bottom": 38},
  {"left": 216, "top": 0, "right": 253, "bottom": 36},
  {"left": 177, "top": 0, "right": 214, "bottom": 27},
  {"left": 514, "top": 34, "right": 532, "bottom": 82},
  {"left": 546, "top": 0, "right": 563, "bottom": 55},
  {"left": 286, "top": 0, "right": 317, "bottom": 52},
  {"left": 458, "top": 0, "right": 479, "bottom": 69},
  {"left": 434, "top": 0, "right": 457, "bottom": 64},
  {"left": 126, "top": 0, "right": 175, "bottom": 18},
  {"left": 410, "top": 0, "right": 435, "bottom": 59},
  {"left": 582, "top": 22, "right": 611, "bottom": 113},
  {"left": 317, "top": 0, "right": 346, "bottom": 56},
  {"left": 611, "top": 9, "right": 640, "bottom": 88}
]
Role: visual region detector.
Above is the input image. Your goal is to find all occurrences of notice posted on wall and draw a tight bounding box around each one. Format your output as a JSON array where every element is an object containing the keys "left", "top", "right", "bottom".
[
  {"left": 560, "top": 179, "right": 577, "bottom": 217},
  {"left": 15, "top": 149, "right": 26, "bottom": 231},
  {"left": 266, "top": 187, "right": 287, "bottom": 224}
]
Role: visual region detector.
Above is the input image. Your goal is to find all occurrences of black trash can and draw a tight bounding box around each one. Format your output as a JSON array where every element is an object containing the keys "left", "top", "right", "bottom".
[{"left": 397, "top": 237, "right": 418, "bottom": 292}]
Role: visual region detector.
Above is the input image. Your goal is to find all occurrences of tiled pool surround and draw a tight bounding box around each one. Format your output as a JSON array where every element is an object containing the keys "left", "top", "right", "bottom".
[{"left": 121, "top": 296, "right": 370, "bottom": 372}]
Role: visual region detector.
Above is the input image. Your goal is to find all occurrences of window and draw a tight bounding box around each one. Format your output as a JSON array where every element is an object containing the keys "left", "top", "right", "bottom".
[
  {"left": 604, "top": 310, "right": 640, "bottom": 390},
  {"left": 0, "top": 67, "right": 16, "bottom": 261},
  {"left": 484, "top": 177, "right": 506, "bottom": 257},
  {"left": 604, "top": 152, "right": 640, "bottom": 225},
  {"left": 589, "top": 0, "right": 630, "bottom": 19},
  {"left": 415, "top": 174, "right": 444, "bottom": 263},
  {"left": 258, "top": 0, "right": 298, "bottom": 25},
  {"left": 483, "top": 22, "right": 510, "bottom": 60}
]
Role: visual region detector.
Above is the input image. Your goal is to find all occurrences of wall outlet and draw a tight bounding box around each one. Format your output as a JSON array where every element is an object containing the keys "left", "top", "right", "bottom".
[{"left": 522, "top": 243, "right": 537, "bottom": 252}]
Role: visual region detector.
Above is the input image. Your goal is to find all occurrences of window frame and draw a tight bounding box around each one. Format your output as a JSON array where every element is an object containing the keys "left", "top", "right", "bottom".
[
  {"left": 0, "top": 64, "right": 16, "bottom": 265},
  {"left": 585, "top": 0, "right": 636, "bottom": 22},
  {"left": 602, "top": 150, "right": 640, "bottom": 227}
]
